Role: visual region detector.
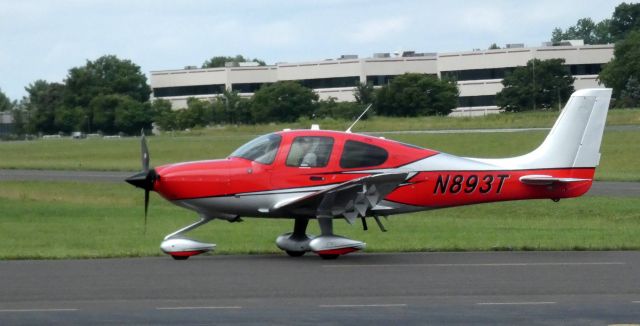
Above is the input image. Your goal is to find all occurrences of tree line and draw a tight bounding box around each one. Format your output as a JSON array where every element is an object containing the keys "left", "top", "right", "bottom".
[
  {"left": 0, "top": 54, "right": 458, "bottom": 136},
  {"left": 153, "top": 74, "right": 458, "bottom": 131}
]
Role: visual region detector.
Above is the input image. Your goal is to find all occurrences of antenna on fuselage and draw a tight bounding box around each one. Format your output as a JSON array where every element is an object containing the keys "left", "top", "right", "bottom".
[{"left": 345, "top": 104, "right": 372, "bottom": 133}]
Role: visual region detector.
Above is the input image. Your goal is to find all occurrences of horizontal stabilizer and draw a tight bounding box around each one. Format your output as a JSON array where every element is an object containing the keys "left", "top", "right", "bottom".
[{"left": 519, "top": 175, "right": 591, "bottom": 186}]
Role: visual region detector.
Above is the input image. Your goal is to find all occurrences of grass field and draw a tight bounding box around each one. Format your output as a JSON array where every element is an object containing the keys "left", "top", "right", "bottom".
[
  {"left": 0, "top": 110, "right": 638, "bottom": 259},
  {"left": 0, "top": 181, "right": 639, "bottom": 259},
  {"left": 175, "top": 108, "right": 640, "bottom": 135},
  {"left": 0, "top": 129, "right": 638, "bottom": 180}
]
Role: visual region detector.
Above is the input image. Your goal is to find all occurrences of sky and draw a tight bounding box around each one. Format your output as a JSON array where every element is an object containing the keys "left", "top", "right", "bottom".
[{"left": 0, "top": 0, "right": 625, "bottom": 101}]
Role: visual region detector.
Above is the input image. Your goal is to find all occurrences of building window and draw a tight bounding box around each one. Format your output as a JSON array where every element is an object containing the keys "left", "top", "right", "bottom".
[
  {"left": 441, "top": 68, "right": 515, "bottom": 81},
  {"left": 458, "top": 95, "right": 496, "bottom": 107},
  {"left": 568, "top": 64, "right": 603, "bottom": 75},
  {"left": 443, "top": 63, "right": 604, "bottom": 82},
  {"left": 366, "top": 75, "right": 397, "bottom": 86},
  {"left": 232, "top": 83, "right": 268, "bottom": 93},
  {"left": 286, "top": 136, "right": 334, "bottom": 168},
  {"left": 296, "top": 76, "right": 359, "bottom": 89},
  {"left": 153, "top": 84, "right": 225, "bottom": 97},
  {"left": 366, "top": 74, "right": 437, "bottom": 86},
  {"left": 340, "top": 140, "right": 388, "bottom": 169}
]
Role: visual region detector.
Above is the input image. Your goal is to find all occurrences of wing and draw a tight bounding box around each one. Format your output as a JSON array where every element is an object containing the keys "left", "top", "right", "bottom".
[
  {"left": 519, "top": 174, "right": 591, "bottom": 186},
  {"left": 272, "top": 172, "right": 409, "bottom": 222}
]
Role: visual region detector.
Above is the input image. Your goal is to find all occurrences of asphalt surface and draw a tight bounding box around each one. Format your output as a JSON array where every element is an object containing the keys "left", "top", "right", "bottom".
[
  {"left": 1, "top": 169, "right": 639, "bottom": 198},
  {"left": 0, "top": 169, "right": 132, "bottom": 183},
  {"left": 0, "top": 251, "right": 639, "bottom": 325}
]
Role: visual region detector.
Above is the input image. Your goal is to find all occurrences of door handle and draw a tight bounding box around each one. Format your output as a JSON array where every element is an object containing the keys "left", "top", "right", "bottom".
[{"left": 309, "top": 176, "right": 325, "bottom": 181}]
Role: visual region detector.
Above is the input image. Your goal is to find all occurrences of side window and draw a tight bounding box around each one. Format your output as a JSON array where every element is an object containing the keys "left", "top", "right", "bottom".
[
  {"left": 340, "top": 140, "right": 388, "bottom": 169},
  {"left": 286, "top": 136, "right": 334, "bottom": 168}
]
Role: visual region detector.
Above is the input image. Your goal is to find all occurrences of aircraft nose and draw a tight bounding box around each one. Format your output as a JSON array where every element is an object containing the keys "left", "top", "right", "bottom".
[{"left": 125, "top": 169, "right": 157, "bottom": 191}]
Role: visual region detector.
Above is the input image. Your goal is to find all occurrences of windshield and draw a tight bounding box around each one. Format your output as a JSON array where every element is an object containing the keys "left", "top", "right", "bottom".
[{"left": 230, "top": 133, "right": 282, "bottom": 164}]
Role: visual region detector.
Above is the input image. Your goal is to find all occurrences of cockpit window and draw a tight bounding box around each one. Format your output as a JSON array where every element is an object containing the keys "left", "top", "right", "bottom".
[
  {"left": 230, "top": 133, "right": 282, "bottom": 164},
  {"left": 340, "top": 140, "right": 388, "bottom": 168},
  {"left": 286, "top": 136, "right": 334, "bottom": 167}
]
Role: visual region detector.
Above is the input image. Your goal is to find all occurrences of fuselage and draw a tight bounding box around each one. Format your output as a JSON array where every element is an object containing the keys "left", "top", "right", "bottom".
[{"left": 150, "top": 129, "right": 594, "bottom": 220}]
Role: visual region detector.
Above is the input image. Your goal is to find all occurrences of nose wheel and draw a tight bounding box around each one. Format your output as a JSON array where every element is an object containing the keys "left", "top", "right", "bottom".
[{"left": 171, "top": 255, "right": 190, "bottom": 260}]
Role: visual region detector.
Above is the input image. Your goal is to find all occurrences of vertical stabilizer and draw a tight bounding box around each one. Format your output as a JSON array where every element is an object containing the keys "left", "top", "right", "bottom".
[{"left": 472, "top": 88, "right": 612, "bottom": 169}]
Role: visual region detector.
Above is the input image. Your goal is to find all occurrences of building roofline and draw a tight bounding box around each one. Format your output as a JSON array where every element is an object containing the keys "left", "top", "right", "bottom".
[
  {"left": 150, "top": 43, "right": 614, "bottom": 75},
  {"left": 437, "top": 43, "right": 614, "bottom": 57}
]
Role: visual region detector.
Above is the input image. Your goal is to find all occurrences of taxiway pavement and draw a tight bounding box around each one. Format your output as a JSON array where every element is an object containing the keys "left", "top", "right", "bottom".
[{"left": 0, "top": 251, "right": 639, "bottom": 325}]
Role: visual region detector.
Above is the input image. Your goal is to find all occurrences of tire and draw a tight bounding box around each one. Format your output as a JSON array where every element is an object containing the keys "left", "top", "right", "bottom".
[
  {"left": 171, "top": 255, "right": 189, "bottom": 260},
  {"left": 286, "top": 250, "right": 306, "bottom": 257},
  {"left": 319, "top": 254, "right": 339, "bottom": 260}
]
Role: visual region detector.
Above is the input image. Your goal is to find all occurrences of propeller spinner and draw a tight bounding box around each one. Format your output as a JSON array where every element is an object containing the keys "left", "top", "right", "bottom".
[{"left": 125, "top": 131, "right": 157, "bottom": 233}]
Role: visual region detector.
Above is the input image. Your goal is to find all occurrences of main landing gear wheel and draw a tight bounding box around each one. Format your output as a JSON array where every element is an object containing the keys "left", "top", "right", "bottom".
[
  {"left": 171, "top": 255, "right": 190, "bottom": 260},
  {"left": 285, "top": 250, "right": 306, "bottom": 257},
  {"left": 319, "top": 254, "right": 339, "bottom": 260}
]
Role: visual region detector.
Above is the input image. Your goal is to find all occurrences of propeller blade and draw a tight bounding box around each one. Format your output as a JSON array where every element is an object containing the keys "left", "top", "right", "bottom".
[
  {"left": 141, "top": 130, "right": 149, "bottom": 173},
  {"left": 144, "top": 189, "right": 150, "bottom": 234},
  {"left": 131, "top": 129, "right": 153, "bottom": 235}
]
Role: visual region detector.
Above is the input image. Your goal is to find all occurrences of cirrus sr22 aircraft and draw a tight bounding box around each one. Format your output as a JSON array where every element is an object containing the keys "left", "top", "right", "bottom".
[{"left": 126, "top": 88, "right": 611, "bottom": 260}]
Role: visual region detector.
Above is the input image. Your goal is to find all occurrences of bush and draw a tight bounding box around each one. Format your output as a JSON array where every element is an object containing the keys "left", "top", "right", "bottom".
[
  {"left": 374, "top": 73, "right": 458, "bottom": 116},
  {"left": 316, "top": 98, "right": 368, "bottom": 120},
  {"left": 251, "top": 81, "right": 318, "bottom": 123}
]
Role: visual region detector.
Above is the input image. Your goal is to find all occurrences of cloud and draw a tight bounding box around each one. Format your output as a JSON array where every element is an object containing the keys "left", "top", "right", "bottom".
[
  {"left": 248, "top": 21, "right": 300, "bottom": 47},
  {"left": 347, "top": 16, "right": 411, "bottom": 43},
  {"left": 0, "top": 0, "right": 625, "bottom": 100},
  {"left": 459, "top": 6, "right": 506, "bottom": 34}
]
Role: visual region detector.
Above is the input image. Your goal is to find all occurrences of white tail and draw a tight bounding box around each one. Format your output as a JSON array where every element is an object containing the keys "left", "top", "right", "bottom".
[{"left": 476, "top": 88, "right": 612, "bottom": 169}]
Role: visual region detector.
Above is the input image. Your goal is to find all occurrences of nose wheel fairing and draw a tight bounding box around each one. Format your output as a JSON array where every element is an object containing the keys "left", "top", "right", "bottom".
[
  {"left": 160, "top": 216, "right": 216, "bottom": 259},
  {"left": 160, "top": 237, "right": 216, "bottom": 259}
]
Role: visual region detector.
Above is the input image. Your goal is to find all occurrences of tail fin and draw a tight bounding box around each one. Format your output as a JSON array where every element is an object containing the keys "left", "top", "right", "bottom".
[{"left": 477, "top": 88, "right": 612, "bottom": 169}]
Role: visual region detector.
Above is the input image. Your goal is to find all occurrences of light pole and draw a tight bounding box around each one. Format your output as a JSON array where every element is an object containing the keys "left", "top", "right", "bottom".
[
  {"left": 224, "top": 94, "right": 230, "bottom": 124},
  {"left": 532, "top": 59, "right": 536, "bottom": 111},
  {"left": 557, "top": 88, "right": 562, "bottom": 111}
]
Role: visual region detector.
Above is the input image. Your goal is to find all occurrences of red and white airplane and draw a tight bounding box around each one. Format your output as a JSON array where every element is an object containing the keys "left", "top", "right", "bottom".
[{"left": 126, "top": 88, "right": 611, "bottom": 260}]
